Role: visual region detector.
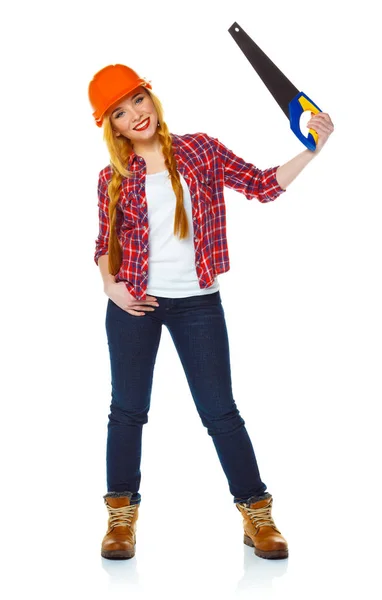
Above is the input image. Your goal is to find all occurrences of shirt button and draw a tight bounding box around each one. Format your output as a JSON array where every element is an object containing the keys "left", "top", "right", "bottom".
[
  {"left": 143, "top": 270, "right": 147, "bottom": 274},
  {"left": 143, "top": 248, "right": 147, "bottom": 252},
  {"left": 196, "top": 261, "right": 200, "bottom": 265}
]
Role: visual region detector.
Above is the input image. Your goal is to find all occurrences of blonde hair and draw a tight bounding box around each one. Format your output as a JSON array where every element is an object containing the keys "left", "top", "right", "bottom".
[{"left": 102, "top": 88, "right": 189, "bottom": 276}]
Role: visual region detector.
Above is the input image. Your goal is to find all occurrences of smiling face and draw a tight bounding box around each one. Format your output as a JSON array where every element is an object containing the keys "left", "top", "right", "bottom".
[{"left": 107, "top": 86, "right": 159, "bottom": 146}]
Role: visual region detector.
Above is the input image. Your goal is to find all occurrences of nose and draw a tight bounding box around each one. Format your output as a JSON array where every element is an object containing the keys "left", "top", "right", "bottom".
[{"left": 131, "top": 106, "right": 144, "bottom": 122}]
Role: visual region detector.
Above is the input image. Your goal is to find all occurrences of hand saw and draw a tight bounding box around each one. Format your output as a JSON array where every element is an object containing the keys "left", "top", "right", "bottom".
[{"left": 228, "top": 21, "right": 322, "bottom": 151}]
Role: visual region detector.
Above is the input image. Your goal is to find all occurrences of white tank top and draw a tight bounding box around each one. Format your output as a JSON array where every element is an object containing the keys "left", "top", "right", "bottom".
[{"left": 145, "top": 169, "right": 219, "bottom": 298}]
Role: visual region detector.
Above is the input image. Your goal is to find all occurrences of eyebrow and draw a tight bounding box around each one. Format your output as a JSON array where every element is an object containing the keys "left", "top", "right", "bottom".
[{"left": 111, "top": 92, "right": 142, "bottom": 116}]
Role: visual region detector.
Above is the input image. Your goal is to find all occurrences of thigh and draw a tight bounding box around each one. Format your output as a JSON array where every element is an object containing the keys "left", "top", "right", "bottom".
[
  {"left": 105, "top": 299, "right": 162, "bottom": 411},
  {"left": 166, "top": 293, "right": 235, "bottom": 418}
]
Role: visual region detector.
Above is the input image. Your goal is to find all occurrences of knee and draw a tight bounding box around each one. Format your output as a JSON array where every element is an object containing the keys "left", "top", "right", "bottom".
[
  {"left": 108, "top": 404, "right": 149, "bottom": 427},
  {"left": 201, "top": 407, "right": 245, "bottom": 436}
]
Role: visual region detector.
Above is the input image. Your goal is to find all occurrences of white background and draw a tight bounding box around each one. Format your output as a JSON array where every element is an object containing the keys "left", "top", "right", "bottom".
[{"left": 1, "top": 0, "right": 381, "bottom": 598}]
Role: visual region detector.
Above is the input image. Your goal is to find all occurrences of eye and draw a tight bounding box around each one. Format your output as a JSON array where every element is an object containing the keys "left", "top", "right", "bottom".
[{"left": 115, "top": 96, "right": 144, "bottom": 119}]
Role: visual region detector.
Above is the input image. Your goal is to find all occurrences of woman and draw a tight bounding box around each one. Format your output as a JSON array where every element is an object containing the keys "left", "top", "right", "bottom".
[{"left": 88, "top": 64, "right": 334, "bottom": 561}]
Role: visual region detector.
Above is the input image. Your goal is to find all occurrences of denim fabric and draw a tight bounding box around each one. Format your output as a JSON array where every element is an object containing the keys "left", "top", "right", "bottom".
[{"left": 105, "top": 290, "right": 267, "bottom": 505}]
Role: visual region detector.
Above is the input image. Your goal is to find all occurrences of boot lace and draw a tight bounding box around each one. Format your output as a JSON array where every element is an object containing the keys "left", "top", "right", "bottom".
[
  {"left": 239, "top": 497, "right": 281, "bottom": 533},
  {"left": 105, "top": 502, "right": 136, "bottom": 529}
]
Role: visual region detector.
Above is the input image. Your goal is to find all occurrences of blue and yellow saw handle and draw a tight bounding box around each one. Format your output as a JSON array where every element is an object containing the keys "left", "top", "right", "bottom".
[{"left": 289, "top": 91, "right": 322, "bottom": 151}]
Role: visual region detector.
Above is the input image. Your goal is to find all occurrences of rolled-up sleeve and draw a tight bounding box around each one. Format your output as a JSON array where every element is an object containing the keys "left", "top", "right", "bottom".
[
  {"left": 94, "top": 172, "right": 110, "bottom": 266},
  {"left": 207, "top": 135, "right": 286, "bottom": 203}
]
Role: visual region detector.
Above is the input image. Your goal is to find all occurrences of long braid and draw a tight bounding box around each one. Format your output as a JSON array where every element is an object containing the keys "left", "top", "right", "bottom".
[
  {"left": 100, "top": 89, "right": 188, "bottom": 276},
  {"left": 102, "top": 116, "right": 133, "bottom": 275},
  {"left": 157, "top": 119, "right": 189, "bottom": 240}
]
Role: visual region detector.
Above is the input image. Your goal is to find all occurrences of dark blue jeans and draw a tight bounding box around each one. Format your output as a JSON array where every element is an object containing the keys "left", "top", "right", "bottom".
[{"left": 105, "top": 290, "right": 267, "bottom": 505}]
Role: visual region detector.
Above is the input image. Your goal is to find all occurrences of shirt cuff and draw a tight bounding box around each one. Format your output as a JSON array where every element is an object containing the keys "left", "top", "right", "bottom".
[{"left": 266, "top": 166, "right": 286, "bottom": 199}]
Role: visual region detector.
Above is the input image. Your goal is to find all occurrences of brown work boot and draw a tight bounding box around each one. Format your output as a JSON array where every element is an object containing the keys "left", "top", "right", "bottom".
[
  {"left": 235, "top": 492, "right": 288, "bottom": 559},
  {"left": 101, "top": 491, "right": 140, "bottom": 559}
]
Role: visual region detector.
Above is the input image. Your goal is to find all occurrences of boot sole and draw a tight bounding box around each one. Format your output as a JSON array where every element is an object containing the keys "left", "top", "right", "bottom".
[
  {"left": 101, "top": 547, "right": 135, "bottom": 560},
  {"left": 244, "top": 534, "right": 288, "bottom": 559}
]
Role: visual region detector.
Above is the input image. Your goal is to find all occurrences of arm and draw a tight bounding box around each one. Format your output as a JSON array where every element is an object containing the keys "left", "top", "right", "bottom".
[
  {"left": 98, "top": 255, "right": 116, "bottom": 291},
  {"left": 94, "top": 172, "right": 110, "bottom": 265},
  {"left": 207, "top": 110, "right": 334, "bottom": 197},
  {"left": 94, "top": 172, "right": 116, "bottom": 290},
  {"left": 275, "top": 149, "right": 316, "bottom": 190},
  {"left": 275, "top": 112, "right": 334, "bottom": 188},
  {"left": 206, "top": 134, "right": 286, "bottom": 202}
]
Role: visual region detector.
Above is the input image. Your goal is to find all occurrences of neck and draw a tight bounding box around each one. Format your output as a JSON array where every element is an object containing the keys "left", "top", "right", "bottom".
[{"left": 132, "top": 134, "right": 162, "bottom": 157}]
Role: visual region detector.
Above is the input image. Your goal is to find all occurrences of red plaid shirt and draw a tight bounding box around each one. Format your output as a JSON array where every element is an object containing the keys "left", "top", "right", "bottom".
[{"left": 94, "top": 132, "right": 286, "bottom": 300}]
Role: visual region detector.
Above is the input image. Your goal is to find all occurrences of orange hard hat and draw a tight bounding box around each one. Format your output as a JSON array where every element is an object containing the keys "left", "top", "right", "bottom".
[{"left": 88, "top": 64, "right": 153, "bottom": 127}]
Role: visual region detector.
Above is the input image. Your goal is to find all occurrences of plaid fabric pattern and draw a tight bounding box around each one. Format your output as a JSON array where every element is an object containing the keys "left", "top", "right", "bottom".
[{"left": 94, "top": 132, "right": 286, "bottom": 300}]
